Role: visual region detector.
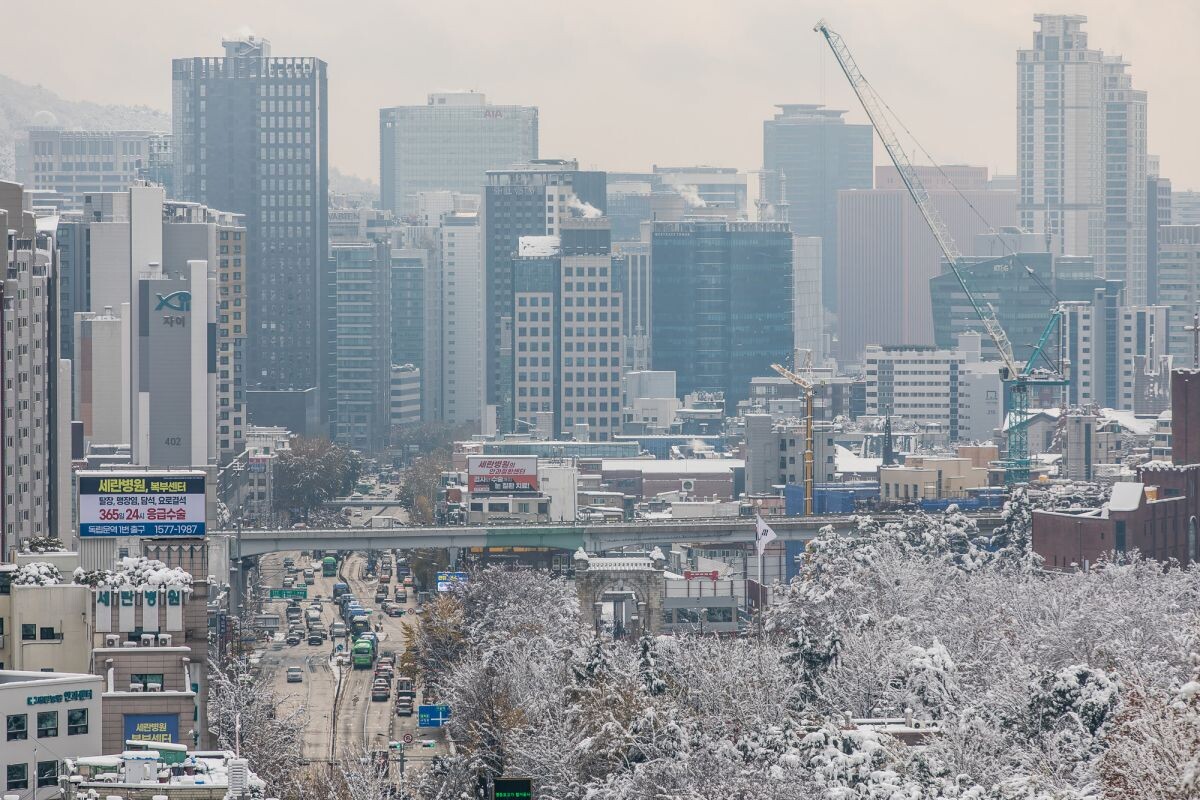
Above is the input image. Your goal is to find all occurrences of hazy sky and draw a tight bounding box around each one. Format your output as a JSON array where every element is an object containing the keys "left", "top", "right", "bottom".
[{"left": 6, "top": 0, "right": 1200, "bottom": 189}]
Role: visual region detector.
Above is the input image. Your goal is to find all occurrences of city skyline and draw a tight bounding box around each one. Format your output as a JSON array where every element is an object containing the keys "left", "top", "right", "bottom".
[{"left": 5, "top": 1, "right": 1200, "bottom": 189}]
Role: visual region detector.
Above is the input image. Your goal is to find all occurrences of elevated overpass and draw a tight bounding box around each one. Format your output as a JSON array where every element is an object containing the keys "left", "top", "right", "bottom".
[{"left": 220, "top": 513, "right": 1005, "bottom": 560}]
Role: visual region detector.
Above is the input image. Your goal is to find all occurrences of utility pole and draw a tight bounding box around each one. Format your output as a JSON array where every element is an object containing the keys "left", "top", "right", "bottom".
[{"left": 1186, "top": 308, "right": 1200, "bottom": 369}]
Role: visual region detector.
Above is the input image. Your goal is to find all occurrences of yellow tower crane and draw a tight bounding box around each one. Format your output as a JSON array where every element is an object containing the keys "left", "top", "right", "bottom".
[{"left": 769, "top": 363, "right": 817, "bottom": 516}]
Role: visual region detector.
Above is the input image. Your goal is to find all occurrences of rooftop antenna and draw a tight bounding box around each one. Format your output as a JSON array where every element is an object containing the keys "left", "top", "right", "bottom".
[{"left": 1186, "top": 308, "right": 1200, "bottom": 369}]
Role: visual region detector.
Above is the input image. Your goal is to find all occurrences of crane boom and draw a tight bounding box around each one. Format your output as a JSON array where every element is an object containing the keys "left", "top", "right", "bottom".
[{"left": 814, "top": 20, "right": 1020, "bottom": 377}]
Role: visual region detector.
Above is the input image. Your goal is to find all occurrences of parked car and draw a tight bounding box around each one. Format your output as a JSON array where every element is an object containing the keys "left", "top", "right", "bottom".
[{"left": 286, "top": 666, "right": 303, "bottom": 683}]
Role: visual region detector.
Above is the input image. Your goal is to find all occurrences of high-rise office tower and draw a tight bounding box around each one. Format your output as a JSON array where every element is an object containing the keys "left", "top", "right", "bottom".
[
  {"left": 17, "top": 129, "right": 166, "bottom": 208},
  {"left": 438, "top": 211, "right": 485, "bottom": 427},
  {"left": 380, "top": 92, "right": 538, "bottom": 215},
  {"left": 483, "top": 160, "right": 605, "bottom": 431},
  {"left": 172, "top": 35, "right": 330, "bottom": 420},
  {"left": 1157, "top": 225, "right": 1200, "bottom": 362},
  {"left": 1, "top": 182, "right": 72, "bottom": 550},
  {"left": 510, "top": 218, "right": 624, "bottom": 440},
  {"left": 331, "top": 242, "right": 392, "bottom": 451},
  {"left": 650, "top": 220, "right": 794, "bottom": 410},
  {"left": 762, "top": 104, "right": 873, "bottom": 313},
  {"left": 837, "top": 166, "right": 1016, "bottom": 361},
  {"left": 1018, "top": 15, "right": 1147, "bottom": 302}
]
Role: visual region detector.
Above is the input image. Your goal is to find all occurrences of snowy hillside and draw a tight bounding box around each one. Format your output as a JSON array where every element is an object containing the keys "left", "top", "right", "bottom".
[{"left": 0, "top": 73, "right": 169, "bottom": 180}]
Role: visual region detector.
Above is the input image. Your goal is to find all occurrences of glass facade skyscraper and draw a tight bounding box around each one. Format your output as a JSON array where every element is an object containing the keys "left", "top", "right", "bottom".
[
  {"left": 172, "top": 36, "right": 330, "bottom": 420},
  {"left": 650, "top": 220, "right": 794, "bottom": 410},
  {"left": 762, "top": 104, "right": 872, "bottom": 314},
  {"left": 380, "top": 92, "right": 537, "bottom": 215}
]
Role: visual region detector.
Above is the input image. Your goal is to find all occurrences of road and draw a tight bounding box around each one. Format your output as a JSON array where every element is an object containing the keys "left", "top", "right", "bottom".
[{"left": 258, "top": 545, "right": 446, "bottom": 775}]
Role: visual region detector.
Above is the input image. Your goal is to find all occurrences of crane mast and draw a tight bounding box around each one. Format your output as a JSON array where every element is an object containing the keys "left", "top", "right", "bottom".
[
  {"left": 814, "top": 20, "right": 1067, "bottom": 484},
  {"left": 814, "top": 20, "right": 1019, "bottom": 378}
]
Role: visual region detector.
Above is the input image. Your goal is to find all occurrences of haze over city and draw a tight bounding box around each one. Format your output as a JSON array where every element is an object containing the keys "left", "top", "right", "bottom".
[
  {"left": 4, "top": 3, "right": 1200, "bottom": 798},
  {"left": 5, "top": 0, "right": 1200, "bottom": 186}
]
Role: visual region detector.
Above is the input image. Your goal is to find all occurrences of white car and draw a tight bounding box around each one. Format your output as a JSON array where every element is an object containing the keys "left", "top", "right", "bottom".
[{"left": 286, "top": 666, "right": 303, "bottom": 683}]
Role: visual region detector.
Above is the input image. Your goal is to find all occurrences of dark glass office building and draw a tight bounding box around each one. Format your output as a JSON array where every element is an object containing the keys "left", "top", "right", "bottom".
[
  {"left": 172, "top": 36, "right": 330, "bottom": 420},
  {"left": 650, "top": 220, "right": 794, "bottom": 410},
  {"left": 763, "top": 104, "right": 872, "bottom": 313}
]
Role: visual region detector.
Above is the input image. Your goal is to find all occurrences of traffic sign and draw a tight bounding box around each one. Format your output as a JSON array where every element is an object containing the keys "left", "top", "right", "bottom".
[
  {"left": 270, "top": 587, "right": 308, "bottom": 599},
  {"left": 418, "top": 704, "right": 451, "bottom": 728},
  {"left": 402, "top": 733, "right": 414, "bottom": 744}
]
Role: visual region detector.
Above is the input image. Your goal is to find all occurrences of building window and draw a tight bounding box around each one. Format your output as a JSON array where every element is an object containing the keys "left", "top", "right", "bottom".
[
  {"left": 21, "top": 623, "right": 35, "bottom": 641},
  {"left": 40, "top": 626, "right": 59, "bottom": 640},
  {"left": 7, "top": 713, "right": 27, "bottom": 741},
  {"left": 7, "top": 764, "right": 27, "bottom": 791},
  {"left": 68, "top": 708, "right": 88, "bottom": 735},
  {"left": 37, "top": 711, "right": 57, "bottom": 737},
  {"left": 37, "top": 761, "right": 57, "bottom": 788},
  {"left": 130, "top": 673, "right": 164, "bottom": 690}
]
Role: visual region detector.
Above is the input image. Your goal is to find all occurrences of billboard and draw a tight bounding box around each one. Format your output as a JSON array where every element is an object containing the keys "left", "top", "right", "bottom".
[
  {"left": 124, "top": 713, "right": 179, "bottom": 744},
  {"left": 467, "top": 456, "right": 538, "bottom": 493},
  {"left": 78, "top": 471, "right": 206, "bottom": 537},
  {"left": 435, "top": 572, "right": 469, "bottom": 592}
]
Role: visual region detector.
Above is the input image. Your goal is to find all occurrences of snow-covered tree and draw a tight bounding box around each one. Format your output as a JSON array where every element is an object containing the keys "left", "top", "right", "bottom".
[{"left": 206, "top": 658, "right": 306, "bottom": 798}]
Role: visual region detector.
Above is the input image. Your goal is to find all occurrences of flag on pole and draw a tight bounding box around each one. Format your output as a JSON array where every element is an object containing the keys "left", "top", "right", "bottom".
[{"left": 755, "top": 514, "right": 777, "bottom": 557}]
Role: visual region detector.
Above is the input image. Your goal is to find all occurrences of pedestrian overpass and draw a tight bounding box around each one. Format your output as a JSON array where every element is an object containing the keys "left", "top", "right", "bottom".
[{"left": 220, "top": 513, "right": 1005, "bottom": 560}]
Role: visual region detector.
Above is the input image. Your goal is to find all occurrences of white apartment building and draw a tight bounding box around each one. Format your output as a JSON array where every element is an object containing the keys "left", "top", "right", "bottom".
[
  {"left": 2, "top": 182, "right": 72, "bottom": 550},
  {"left": 390, "top": 364, "right": 421, "bottom": 426},
  {"left": 440, "top": 212, "right": 485, "bottom": 426},
  {"left": 864, "top": 339, "right": 1003, "bottom": 443},
  {"left": 1060, "top": 292, "right": 1171, "bottom": 412}
]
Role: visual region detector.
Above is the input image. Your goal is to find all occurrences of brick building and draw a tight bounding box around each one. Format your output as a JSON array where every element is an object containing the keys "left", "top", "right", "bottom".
[{"left": 1032, "top": 369, "right": 1200, "bottom": 567}]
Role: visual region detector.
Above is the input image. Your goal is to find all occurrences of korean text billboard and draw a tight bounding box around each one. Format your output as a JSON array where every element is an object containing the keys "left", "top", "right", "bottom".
[
  {"left": 467, "top": 456, "right": 538, "bottom": 493},
  {"left": 78, "top": 471, "right": 206, "bottom": 537},
  {"left": 124, "top": 713, "right": 179, "bottom": 744}
]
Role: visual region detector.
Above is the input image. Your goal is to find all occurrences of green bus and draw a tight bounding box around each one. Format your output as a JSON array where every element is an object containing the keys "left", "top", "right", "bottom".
[
  {"left": 322, "top": 556, "right": 338, "bottom": 577},
  {"left": 351, "top": 639, "right": 375, "bottom": 669}
]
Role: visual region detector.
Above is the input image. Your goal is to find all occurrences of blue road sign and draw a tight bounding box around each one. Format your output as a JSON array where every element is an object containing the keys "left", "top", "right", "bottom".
[{"left": 418, "top": 704, "right": 451, "bottom": 728}]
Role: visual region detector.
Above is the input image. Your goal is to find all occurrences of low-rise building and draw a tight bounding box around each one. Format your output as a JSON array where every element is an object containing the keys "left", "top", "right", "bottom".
[
  {"left": 0, "top": 552, "right": 93, "bottom": 673},
  {"left": 879, "top": 455, "right": 990, "bottom": 503},
  {"left": 62, "top": 749, "right": 264, "bottom": 800},
  {"left": 0, "top": 669, "right": 103, "bottom": 799}
]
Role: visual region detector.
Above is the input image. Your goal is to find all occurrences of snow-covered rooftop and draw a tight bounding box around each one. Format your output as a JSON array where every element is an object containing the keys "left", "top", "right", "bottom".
[
  {"left": 600, "top": 458, "right": 743, "bottom": 475},
  {"left": 1108, "top": 482, "right": 1144, "bottom": 512},
  {"left": 835, "top": 445, "right": 881, "bottom": 474}
]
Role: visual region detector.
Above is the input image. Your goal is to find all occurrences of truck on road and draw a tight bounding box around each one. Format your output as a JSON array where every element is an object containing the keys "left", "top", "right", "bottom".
[{"left": 322, "top": 556, "right": 338, "bottom": 577}]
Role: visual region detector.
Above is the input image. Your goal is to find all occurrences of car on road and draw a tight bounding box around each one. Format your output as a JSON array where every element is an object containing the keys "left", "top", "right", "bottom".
[
  {"left": 307, "top": 632, "right": 324, "bottom": 646},
  {"left": 329, "top": 622, "right": 347, "bottom": 638},
  {"left": 395, "top": 701, "right": 413, "bottom": 717},
  {"left": 285, "top": 633, "right": 302, "bottom": 646},
  {"left": 371, "top": 679, "right": 391, "bottom": 701},
  {"left": 374, "top": 589, "right": 388, "bottom": 603},
  {"left": 394, "top": 589, "right": 408, "bottom": 603},
  {"left": 286, "top": 666, "right": 303, "bottom": 683},
  {"left": 386, "top": 605, "right": 404, "bottom": 618},
  {"left": 303, "top": 569, "right": 315, "bottom": 585},
  {"left": 282, "top": 576, "right": 296, "bottom": 588}
]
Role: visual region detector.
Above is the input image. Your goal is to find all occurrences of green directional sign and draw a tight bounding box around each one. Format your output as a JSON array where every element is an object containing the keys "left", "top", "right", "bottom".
[
  {"left": 269, "top": 587, "right": 308, "bottom": 599},
  {"left": 492, "top": 777, "right": 533, "bottom": 800}
]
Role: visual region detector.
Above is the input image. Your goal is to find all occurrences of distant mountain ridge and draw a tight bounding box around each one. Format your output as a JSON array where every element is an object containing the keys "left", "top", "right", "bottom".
[
  {"left": 0, "top": 73, "right": 169, "bottom": 181},
  {"left": 0, "top": 73, "right": 378, "bottom": 195}
]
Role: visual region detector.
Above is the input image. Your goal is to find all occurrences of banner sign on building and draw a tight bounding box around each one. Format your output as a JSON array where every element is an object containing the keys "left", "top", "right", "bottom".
[
  {"left": 124, "top": 714, "right": 179, "bottom": 744},
  {"left": 435, "top": 572, "right": 470, "bottom": 592},
  {"left": 77, "top": 471, "right": 206, "bottom": 537},
  {"left": 467, "top": 456, "right": 538, "bottom": 493}
]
